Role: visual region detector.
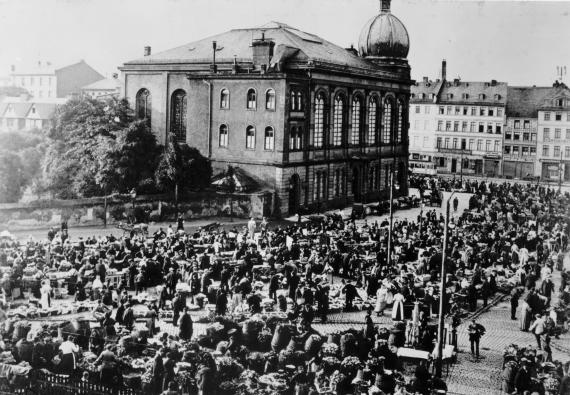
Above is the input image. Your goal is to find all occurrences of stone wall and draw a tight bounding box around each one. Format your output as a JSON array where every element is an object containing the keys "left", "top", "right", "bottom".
[{"left": 0, "top": 191, "right": 272, "bottom": 230}]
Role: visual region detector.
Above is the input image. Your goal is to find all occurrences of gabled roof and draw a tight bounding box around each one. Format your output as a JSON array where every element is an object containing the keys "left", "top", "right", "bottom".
[
  {"left": 81, "top": 77, "right": 122, "bottom": 91},
  {"left": 1, "top": 97, "right": 64, "bottom": 119},
  {"left": 124, "top": 21, "right": 377, "bottom": 71},
  {"left": 25, "top": 103, "right": 58, "bottom": 119},
  {"left": 506, "top": 87, "right": 554, "bottom": 118}
]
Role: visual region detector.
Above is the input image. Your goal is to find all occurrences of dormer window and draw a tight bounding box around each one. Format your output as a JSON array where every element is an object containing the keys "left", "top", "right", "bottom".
[
  {"left": 430, "top": 93, "right": 435, "bottom": 100},
  {"left": 462, "top": 93, "right": 469, "bottom": 99},
  {"left": 31, "top": 107, "right": 36, "bottom": 114},
  {"left": 495, "top": 94, "right": 501, "bottom": 100},
  {"left": 447, "top": 93, "right": 453, "bottom": 99},
  {"left": 420, "top": 93, "right": 426, "bottom": 99},
  {"left": 411, "top": 93, "right": 415, "bottom": 98},
  {"left": 479, "top": 94, "right": 486, "bottom": 100},
  {"left": 555, "top": 98, "right": 564, "bottom": 107}
]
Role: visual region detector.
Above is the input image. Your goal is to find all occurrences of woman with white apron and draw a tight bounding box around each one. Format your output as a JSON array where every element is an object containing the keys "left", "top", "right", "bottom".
[
  {"left": 40, "top": 280, "right": 52, "bottom": 309},
  {"left": 391, "top": 292, "right": 405, "bottom": 321}
]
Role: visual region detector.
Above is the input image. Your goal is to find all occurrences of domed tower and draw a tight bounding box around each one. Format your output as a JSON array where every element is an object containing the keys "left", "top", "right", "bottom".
[{"left": 358, "top": 0, "right": 410, "bottom": 74}]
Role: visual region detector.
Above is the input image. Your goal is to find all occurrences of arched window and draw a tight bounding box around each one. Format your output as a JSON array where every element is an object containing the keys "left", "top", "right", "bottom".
[
  {"left": 332, "top": 94, "right": 345, "bottom": 147},
  {"left": 246, "top": 126, "right": 256, "bottom": 149},
  {"left": 290, "top": 126, "right": 303, "bottom": 151},
  {"left": 334, "top": 168, "right": 345, "bottom": 197},
  {"left": 291, "top": 89, "right": 303, "bottom": 111},
  {"left": 368, "top": 166, "right": 375, "bottom": 191},
  {"left": 382, "top": 97, "right": 393, "bottom": 144},
  {"left": 314, "top": 92, "right": 325, "bottom": 148},
  {"left": 351, "top": 96, "right": 362, "bottom": 145},
  {"left": 368, "top": 97, "right": 378, "bottom": 145},
  {"left": 397, "top": 99, "right": 405, "bottom": 143},
  {"left": 314, "top": 171, "right": 327, "bottom": 201},
  {"left": 219, "top": 124, "right": 228, "bottom": 147},
  {"left": 220, "top": 88, "right": 230, "bottom": 109},
  {"left": 136, "top": 88, "right": 151, "bottom": 122},
  {"left": 266, "top": 89, "right": 276, "bottom": 110},
  {"left": 170, "top": 89, "right": 187, "bottom": 142},
  {"left": 264, "top": 126, "right": 275, "bottom": 150},
  {"left": 247, "top": 88, "right": 257, "bottom": 109}
]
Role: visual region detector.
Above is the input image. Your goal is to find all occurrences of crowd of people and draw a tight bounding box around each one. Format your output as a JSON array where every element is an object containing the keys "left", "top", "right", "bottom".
[{"left": 0, "top": 176, "right": 569, "bottom": 395}]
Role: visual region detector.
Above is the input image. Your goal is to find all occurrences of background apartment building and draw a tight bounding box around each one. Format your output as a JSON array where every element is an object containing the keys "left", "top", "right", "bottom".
[{"left": 410, "top": 60, "right": 507, "bottom": 177}]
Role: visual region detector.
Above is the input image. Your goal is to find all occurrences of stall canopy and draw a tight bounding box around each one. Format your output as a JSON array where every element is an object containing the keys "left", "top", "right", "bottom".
[{"left": 211, "top": 166, "right": 259, "bottom": 193}]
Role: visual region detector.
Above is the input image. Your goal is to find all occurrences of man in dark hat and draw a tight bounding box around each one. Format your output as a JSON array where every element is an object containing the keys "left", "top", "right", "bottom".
[{"left": 467, "top": 319, "right": 485, "bottom": 358}]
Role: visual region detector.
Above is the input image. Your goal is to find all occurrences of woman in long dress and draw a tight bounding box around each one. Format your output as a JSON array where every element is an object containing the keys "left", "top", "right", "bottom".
[
  {"left": 40, "top": 281, "right": 51, "bottom": 309},
  {"left": 519, "top": 299, "right": 532, "bottom": 331},
  {"left": 391, "top": 292, "right": 405, "bottom": 321},
  {"left": 375, "top": 285, "right": 388, "bottom": 316}
]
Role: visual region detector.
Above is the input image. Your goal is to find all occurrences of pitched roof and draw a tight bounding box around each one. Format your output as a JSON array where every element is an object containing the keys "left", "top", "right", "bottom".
[
  {"left": 81, "top": 77, "right": 122, "bottom": 91},
  {"left": 438, "top": 80, "right": 507, "bottom": 105},
  {"left": 124, "top": 21, "right": 376, "bottom": 71},
  {"left": 506, "top": 87, "right": 555, "bottom": 118},
  {"left": 26, "top": 103, "right": 58, "bottom": 119},
  {"left": 1, "top": 97, "right": 65, "bottom": 119}
]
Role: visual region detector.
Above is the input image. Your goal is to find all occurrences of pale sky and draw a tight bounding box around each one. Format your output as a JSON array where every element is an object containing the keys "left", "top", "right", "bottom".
[{"left": 0, "top": 0, "right": 569, "bottom": 86}]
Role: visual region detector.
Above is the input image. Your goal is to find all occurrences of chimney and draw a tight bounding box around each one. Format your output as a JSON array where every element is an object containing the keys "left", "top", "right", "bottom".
[
  {"left": 423, "top": 76, "right": 428, "bottom": 83},
  {"left": 453, "top": 78, "right": 460, "bottom": 86},
  {"left": 380, "top": 0, "right": 391, "bottom": 13},
  {"left": 345, "top": 44, "right": 358, "bottom": 56},
  {"left": 441, "top": 59, "right": 447, "bottom": 81},
  {"left": 144, "top": 46, "right": 151, "bottom": 56},
  {"left": 491, "top": 79, "right": 497, "bottom": 86},
  {"left": 251, "top": 32, "right": 275, "bottom": 68},
  {"left": 211, "top": 41, "right": 218, "bottom": 73}
]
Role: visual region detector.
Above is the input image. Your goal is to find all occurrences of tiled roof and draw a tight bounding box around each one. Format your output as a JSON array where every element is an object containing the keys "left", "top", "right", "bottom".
[
  {"left": 124, "top": 21, "right": 377, "bottom": 71},
  {"left": 506, "top": 87, "right": 555, "bottom": 118}
]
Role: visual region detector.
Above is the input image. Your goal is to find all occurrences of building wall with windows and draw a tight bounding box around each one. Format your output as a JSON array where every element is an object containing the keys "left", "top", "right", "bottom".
[
  {"left": 121, "top": 3, "right": 412, "bottom": 216},
  {"left": 536, "top": 85, "right": 570, "bottom": 181}
]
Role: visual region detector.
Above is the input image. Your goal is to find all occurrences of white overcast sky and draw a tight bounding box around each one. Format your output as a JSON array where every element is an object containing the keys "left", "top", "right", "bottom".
[{"left": 0, "top": 0, "right": 569, "bottom": 86}]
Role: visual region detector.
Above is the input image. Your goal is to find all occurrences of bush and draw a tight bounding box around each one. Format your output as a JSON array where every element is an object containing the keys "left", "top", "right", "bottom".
[{"left": 110, "top": 205, "right": 126, "bottom": 221}]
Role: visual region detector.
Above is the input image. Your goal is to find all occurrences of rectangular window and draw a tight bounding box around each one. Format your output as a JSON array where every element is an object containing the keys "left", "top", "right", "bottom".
[
  {"left": 470, "top": 122, "right": 476, "bottom": 132},
  {"left": 505, "top": 131, "right": 512, "bottom": 140},
  {"left": 567, "top": 129, "right": 570, "bottom": 140},
  {"left": 471, "top": 107, "right": 476, "bottom": 116},
  {"left": 514, "top": 120, "right": 520, "bottom": 129},
  {"left": 544, "top": 128, "right": 550, "bottom": 140},
  {"left": 488, "top": 108, "right": 494, "bottom": 117},
  {"left": 530, "top": 147, "right": 536, "bottom": 154},
  {"left": 543, "top": 145, "right": 549, "bottom": 156},
  {"left": 424, "top": 106, "right": 430, "bottom": 114},
  {"left": 544, "top": 112, "right": 551, "bottom": 121},
  {"left": 512, "top": 146, "right": 519, "bottom": 154},
  {"left": 414, "top": 120, "right": 420, "bottom": 130},
  {"left": 479, "top": 123, "right": 484, "bottom": 133},
  {"left": 424, "top": 120, "right": 429, "bottom": 130},
  {"left": 415, "top": 105, "right": 420, "bottom": 113},
  {"left": 461, "top": 138, "right": 466, "bottom": 150},
  {"left": 439, "top": 106, "right": 444, "bottom": 115},
  {"left": 452, "top": 138, "right": 458, "bottom": 149},
  {"left": 485, "top": 140, "right": 491, "bottom": 151},
  {"left": 494, "top": 141, "right": 500, "bottom": 152},
  {"left": 455, "top": 106, "right": 461, "bottom": 115},
  {"left": 487, "top": 124, "right": 493, "bottom": 133},
  {"left": 463, "top": 107, "right": 468, "bottom": 115},
  {"left": 444, "top": 138, "right": 450, "bottom": 148},
  {"left": 531, "top": 133, "right": 537, "bottom": 141},
  {"left": 462, "top": 121, "right": 468, "bottom": 132},
  {"left": 504, "top": 145, "right": 511, "bottom": 154},
  {"left": 496, "top": 124, "right": 502, "bottom": 134},
  {"left": 423, "top": 136, "right": 429, "bottom": 147},
  {"left": 437, "top": 120, "right": 443, "bottom": 131},
  {"left": 477, "top": 140, "right": 482, "bottom": 151},
  {"left": 566, "top": 146, "right": 570, "bottom": 158},
  {"left": 524, "top": 120, "right": 530, "bottom": 129},
  {"left": 555, "top": 112, "right": 562, "bottom": 121},
  {"left": 523, "top": 133, "right": 529, "bottom": 141},
  {"left": 513, "top": 133, "right": 520, "bottom": 141},
  {"left": 497, "top": 108, "right": 503, "bottom": 117},
  {"left": 436, "top": 137, "right": 442, "bottom": 148},
  {"left": 445, "top": 121, "right": 451, "bottom": 131},
  {"left": 522, "top": 146, "right": 529, "bottom": 156},
  {"left": 453, "top": 121, "right": 459, "bottom": 131},
  {"left": 555, "top": 128, "right": 561, "bottom": 139},
  {"left": 468, "top": 139, "right": 474, "bottom": 150},
  {"left": 446, "top": 106, "right": 452, "bottom": 115},
  {"left": 554, "top": 146, "right": 561, "bottom": 157},
  {"left": 480, "top": 107, "right": 486, "bottom": 116}
]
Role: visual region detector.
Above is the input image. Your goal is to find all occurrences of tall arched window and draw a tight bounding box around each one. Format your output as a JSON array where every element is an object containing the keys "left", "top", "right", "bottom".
[
  {"left": 368, "top": 97, "right": 378, "bottom": 145},
  {"left": 351, "top": 96, "right": 362, "bottom": 145},
  {"left": 314, "top": 171, "right": 327, "bottom": 201},
  {"left": 136, "top": 88, "right": 151, "bottom": 122},
  {"left": 220, "top": 88, "right": 230, "bottom": 109},
  {"left": 246, "top": 126, "right": 256, "bottom": 149},
  {"left": 265, "top": 89, "right": 276, "bottom": 110},
  {"left": 291, "top": 89, "right": 303, "bottom": 111},
  {"left": 382, "top": 97, "right": 393, "bottom": 144},
  {"left": 219, "top": 124, "right": 228, "bottom": 147},
  {"left": 246, "top": 88, "right": 257, "bottom": 109},
  {"left": 314, "top": 93, "right": 325, "bottom": 148},
  {"left": 334, "top": 168, "right": 346, "bottom": 197},
  {"left": 264, "top": 126, "right": 275, "bottom": 150},
  {"left": 332, "top": 94, "right": 345, "bottom": 147},
  {"left": 396, "top": 99, "right": 405, "bottom": 143},
  {"left": 290, "top": 126, "right": 303, "bottom": 151},
  {"left": 170, "top": 89, "right": 187, "bottom": 142}
]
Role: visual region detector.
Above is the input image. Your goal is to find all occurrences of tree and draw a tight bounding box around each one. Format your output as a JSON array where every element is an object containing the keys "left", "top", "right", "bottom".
[
  {"left": 0, "top": 151, "right": 29, "bottom": 203},
  {"left": 155, "top": 133, "right": 212, "bottom": 200},
  {"left": 43, "top": 96, "right": 159, "bottom": 198}
]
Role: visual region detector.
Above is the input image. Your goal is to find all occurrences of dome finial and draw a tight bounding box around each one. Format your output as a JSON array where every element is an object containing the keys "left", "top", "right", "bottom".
[{"left": 380, "top": 0, "right": 391, "bottom": 13}]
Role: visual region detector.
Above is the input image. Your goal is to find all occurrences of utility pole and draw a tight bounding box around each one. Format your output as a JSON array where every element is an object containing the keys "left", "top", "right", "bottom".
[
  {"left": 387, "top": 168, "right": 395, "bottom": 268},
  {"left": 435, "top": 191, "right": 456, "bottom": 378},
  {"left": 559, "top": 150, "right": 563, "bottom": 193}
]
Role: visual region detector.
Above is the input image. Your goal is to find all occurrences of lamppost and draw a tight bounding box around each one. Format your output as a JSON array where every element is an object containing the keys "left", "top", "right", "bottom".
[
  {"left": 435, "top": 190, "right": 457, "bottom": 378},
  {"left": 130, "top": 189, "right": 137, "bottom": 223},
  {"left": 419, "top": 202, "right": 425, "bottom": 235},
  {"left": 387, "top": 169, "right": 395, "bottom": 268}
]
